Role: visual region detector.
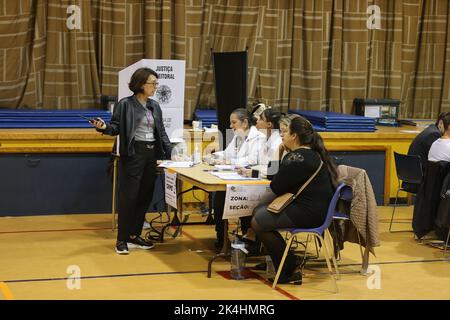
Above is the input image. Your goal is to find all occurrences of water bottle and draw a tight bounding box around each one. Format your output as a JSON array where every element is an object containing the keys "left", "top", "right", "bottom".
[
  {"left": 265, "top": 255, "right": 276, "bottom": 278},
  {"left": 230, "top": 239, "right": 248, "bottom": 280},
  {"left": 230, "top": 146, "right": 238, "bottom": 165},
  {"left": 175, "top": 141, "right": 187, "bottom": 160},
  {"left": 193, "top": 143, "right": 201, "bottom": 164}
]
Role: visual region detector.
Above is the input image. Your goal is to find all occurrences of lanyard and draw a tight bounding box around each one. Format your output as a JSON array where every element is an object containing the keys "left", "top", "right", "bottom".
[{"left": 145, "top": 110, "right": 153, "bottom": 130}]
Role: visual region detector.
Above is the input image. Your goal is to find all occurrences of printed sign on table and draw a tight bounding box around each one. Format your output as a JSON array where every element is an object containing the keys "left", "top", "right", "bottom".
[
  {"left": 164, "top": 169, "right": 177, "bottom": 210},
  {"left": 223, "top": 184, "right": 276, "bottom": 219}
]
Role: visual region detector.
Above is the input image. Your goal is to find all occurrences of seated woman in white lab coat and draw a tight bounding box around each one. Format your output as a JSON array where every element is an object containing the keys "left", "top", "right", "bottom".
[
  {"left": 237, "top": 108, "right": 283, "bottom": 245},
  {"left": 249, "top": 108, "right": 283, "bottom": 178},
  {"left": 208, "top": 108, "right": 266, "bottom": 248},
  {"left": 212, "top": 109, "right": 266, "bottom": 167}
]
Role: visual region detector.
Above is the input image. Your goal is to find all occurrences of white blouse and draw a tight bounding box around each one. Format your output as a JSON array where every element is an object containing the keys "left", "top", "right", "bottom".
[
  {"left": 428, "top": 138, "right": 450, "bottom": 162},
  {"left": 252, "top": 130, "right": 282, "bottom": 177},
  {"left": 214, "top": 126, "right": 266, "bottom": 167}
]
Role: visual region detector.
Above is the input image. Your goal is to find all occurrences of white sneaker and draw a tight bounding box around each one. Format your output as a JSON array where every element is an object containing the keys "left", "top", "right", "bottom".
[
  {"left": 143, "top": 221, "right": 151, "bottom": 229},
  {"left": 115, "top": 241, "right": 129, "bottom": 255},
  {"left": 127, "top": 236, "right": 155, "bottom": 250}
]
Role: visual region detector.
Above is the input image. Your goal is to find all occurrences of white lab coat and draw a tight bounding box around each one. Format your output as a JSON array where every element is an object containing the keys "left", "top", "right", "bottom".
[
  {"left": 214, "top": 126, "right": 266, "bottom": 167},
  {"left": 252, "top": 130, "right": 282, "bottom": 177}
]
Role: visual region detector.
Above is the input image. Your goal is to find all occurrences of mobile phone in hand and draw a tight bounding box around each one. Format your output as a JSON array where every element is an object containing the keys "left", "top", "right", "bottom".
[{"left": 79, "top": 115, "right": 95, "bottom": 122}]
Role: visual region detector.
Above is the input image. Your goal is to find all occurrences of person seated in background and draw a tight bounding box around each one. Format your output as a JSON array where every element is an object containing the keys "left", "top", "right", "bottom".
[
  {"left": 205, "top": 108, "right": 266, "bottom": 248},
  {"left": 250, "top": 102, "right": 268, "bottom": 126},
  {"left": 242, "top": 107, "right": 283, "bottom": 178},
  {"left": 251, "top": 115, "right": 338, "bottom": 284},
  {"left": 428, "top": 112, "right": 450, "bottom": 162},
  {"left": 236, "top": 107, "right": 283, "bottom": 244},
  {"left": 408, "top": 112, "right": 447, "bottom": 168}
]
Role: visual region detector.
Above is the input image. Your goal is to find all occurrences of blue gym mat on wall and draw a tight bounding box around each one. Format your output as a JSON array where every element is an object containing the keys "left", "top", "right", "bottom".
[
  {"left": 193, "top": 108, "right": 218, "bottom": 128},
  {"left": 0, "top": 110, "right": 112, "bottom": 128},
  {"left": 289, "top": 109, "right": 376, "bottom": 132}
]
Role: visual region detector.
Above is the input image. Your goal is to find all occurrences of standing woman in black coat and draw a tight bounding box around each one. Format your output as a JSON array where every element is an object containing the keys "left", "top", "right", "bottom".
[{"left": 91, "top": 67, "right": 173, "bottom": 254}]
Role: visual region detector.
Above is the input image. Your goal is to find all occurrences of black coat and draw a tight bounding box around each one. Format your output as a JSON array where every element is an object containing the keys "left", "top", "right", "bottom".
[
  {"left": 98, "top": 95, "right": 173, "bottom": 159},
  {"left": 436, "top": 170, "right": 450, "bottom": 231},
  {"left": 413, "top": 160, "right": 450, "bottom": 238},
  {"left": 408, "top": 124, "right": 441, "bottom": 169}
]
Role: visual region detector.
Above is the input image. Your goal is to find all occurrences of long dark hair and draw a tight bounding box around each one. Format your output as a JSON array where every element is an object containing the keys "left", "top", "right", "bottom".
[
  {"left": 289, "top": 116, "right": 338, "bottom": 187},
  {"left": 262, "top": 108, "right": 282, "bottom": 129},
  {"left": 250, "top": 103, "right": 267, "bottom": 126}
]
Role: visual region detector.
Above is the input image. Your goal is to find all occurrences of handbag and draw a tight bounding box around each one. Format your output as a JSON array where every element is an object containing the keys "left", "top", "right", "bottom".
[{"left": 267, "top": 160, "right": 323, "bottom": 214}]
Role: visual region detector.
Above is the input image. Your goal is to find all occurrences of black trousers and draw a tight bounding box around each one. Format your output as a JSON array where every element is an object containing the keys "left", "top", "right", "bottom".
[
  {"left": 117, "top": 142, "right": 157, "bottom": 242},
  {"left": 251, "top": 203, "right": 324, "bottom": 273}
]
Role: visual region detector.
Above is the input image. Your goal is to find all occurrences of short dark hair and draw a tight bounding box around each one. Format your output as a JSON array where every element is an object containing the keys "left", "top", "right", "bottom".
[
  {"left": 442, "top": 112, "right": 450, "bottom": 132},
  {"left": 436, "top": 112, "right": 448, "bottom": 126},
  {"left": 128, "top": 67, "right": 159, "bottom": 94}
]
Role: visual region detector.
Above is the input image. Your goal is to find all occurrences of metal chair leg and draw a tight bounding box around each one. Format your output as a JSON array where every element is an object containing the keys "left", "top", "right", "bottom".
[
  {"left": 272, "top": 236, "right": 295, "bottom": 289},
  {"left": 389, "top": 187, "right": 401, "bottom": 232},
  {"left": 356, "top": 228, "right": 364, "bottom": 265},
  {"left": 314, "top": 236, "right": 320, "bottom": 259},
  {"left": 316, "top": 235, "right": 338, "bottom": 293},
  {"left": 444, "top": 229, "right": 450, "bottom": 258},
  {"left": 325, "top": 229, "right": 340, "bottom": 279},
  {"left": 331, "top": 220, "right": 342, "bottom": 261}
]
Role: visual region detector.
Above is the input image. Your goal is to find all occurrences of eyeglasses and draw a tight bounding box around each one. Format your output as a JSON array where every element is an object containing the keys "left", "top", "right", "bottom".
[{"left": 146, "top": 81, "right": 159, "bottom": 87}]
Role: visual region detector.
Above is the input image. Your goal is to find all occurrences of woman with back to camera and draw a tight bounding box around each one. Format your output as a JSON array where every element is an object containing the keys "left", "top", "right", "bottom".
[
  {"left": 91, "top": 67, "right": 173, "bottom": 255},
  {"left": 251, "top": 115, "right": 338, "bottom": 284}
]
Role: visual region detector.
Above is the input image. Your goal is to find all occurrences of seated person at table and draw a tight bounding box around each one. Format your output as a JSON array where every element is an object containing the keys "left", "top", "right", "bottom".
[
  {"left": 239, "top": 107, "right": 283, "bottom": 178},
  {"left": 428, "top": 112, "right": 450, "bottom": 162},
  {"left": 236, "top": 107, "right": 283, "bottom": 243},
  {"left": 409, "top": 112, "right": 447, "bottom": 168},
  {"left": 206, "top": 108, "right": 266, "bottom": 248},
  {"left": 251, "top": 115, "right": 338, "bottom": 284},
  {"left": 250, "top": 102, "right": 268, "bottom": 126}
]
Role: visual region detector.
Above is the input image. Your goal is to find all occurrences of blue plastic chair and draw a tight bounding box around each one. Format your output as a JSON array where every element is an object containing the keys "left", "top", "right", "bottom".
[{"left": 272, "top": 183, "right": 351, "bottom": 292}]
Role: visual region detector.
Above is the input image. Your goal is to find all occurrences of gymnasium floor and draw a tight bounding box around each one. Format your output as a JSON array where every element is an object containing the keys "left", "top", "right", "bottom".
[{"left": 0, "top": 206, "right": 449, "bottom": 300}]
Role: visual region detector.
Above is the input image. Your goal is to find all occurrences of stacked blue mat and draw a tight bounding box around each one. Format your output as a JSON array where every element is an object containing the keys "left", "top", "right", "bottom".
[
  {"left": 288, "top": 110, "right": 376, "bottom": 132},
  {"left": 0, "top": 110, "right": 112, "bottom": 128},
  {"left": 193, "top": 108, "right": 218, "bottom": 128}
]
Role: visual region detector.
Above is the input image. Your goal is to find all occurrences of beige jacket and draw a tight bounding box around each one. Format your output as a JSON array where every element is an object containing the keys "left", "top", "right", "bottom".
[{"left": 337, "top": 165, "right": 380, "bottom": 262}]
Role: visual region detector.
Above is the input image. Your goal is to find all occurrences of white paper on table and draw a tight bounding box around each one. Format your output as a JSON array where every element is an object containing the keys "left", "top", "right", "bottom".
[
  {"left": 209, "top": 171, "right": 258, "bottom": 180},
  {"left": 400, "top": 130, "right": 420, "bottom": 133},
  {"left": 214, "top": 164, "right": 236, "bottom": 171},
  {"left": 158, "top": 161, "right": 194, "bottom": 168}
]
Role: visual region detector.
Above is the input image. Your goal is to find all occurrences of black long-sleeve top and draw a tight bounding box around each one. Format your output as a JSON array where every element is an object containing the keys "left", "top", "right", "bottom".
[
  {"left": 268, "top": 148, "right": 334, "bottom": 217},
  {"left": 408, "top": 124, "right": 441, "bottom": 169}
]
